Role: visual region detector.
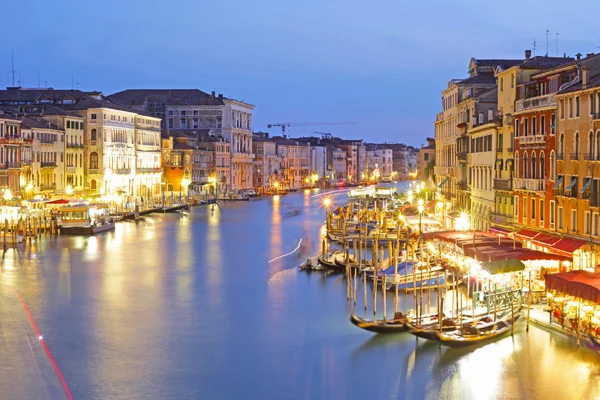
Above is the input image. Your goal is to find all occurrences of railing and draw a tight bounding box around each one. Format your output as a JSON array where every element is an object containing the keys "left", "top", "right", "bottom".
[
  {"left": 40, "top": 138, "right": 55, "bottom": 144},
  {"left": 136, "top": 167, "right": 162, "bottom": 173},
  {"left": 457, "top": 180, "right": 469, "bottom": 190},
  {"left": 41, "top": 161, "right": 56, "bottom": 167},
  {"left": 570, "top": 152, "right": 580, "bottom": 160},
  {"left": 88, "top": 168, "right": 99, "bottom": 174},
  {"left": 40, "top": 183, "right": 56, "bottom": 191},
  {"left": 515, "top": 93, "right": 556, "bottom": 112},
  {"left": 557, "top": 153, "right": 565, "bottom": 160},
  {"left": 493, "top": 178, "right": 512, "bottom": 191},
  {"left": 518, "top": 134, "right": 546, "bottom": 145},
  {"left": 584, "top": 153, "right": 595, "bottom": 160},
  {"left": 7, "top": 161, "right": 21, "bottom": 169},
  {"left": 66, "top": 143, "right": 84, "bottom": 148},
  {"left": 66, "top": 166, "right": 76, "bottom": 173},
  {"left": 457, "top": 152, "right": 468, "bottom": 161},
  {"left": 593, "top": 112, "right": 600, "bottom": 121},
  {"left": 513, "top": 177, "right": 545, "bottom": 192},
  {"left": 21, "top": 159, "right": 32, "bottom": 166},
  {"left": 434, "top": 166, "right": 453, "bottom": 176},
  {"left": 436, "top": 112, "right": 444, "bottom": 121},
  {"left": 114, "top": 168, "right": 131, "bottom": 175},
  {"left": 489, "top": 212, "right": 513, "bottom": 225}
]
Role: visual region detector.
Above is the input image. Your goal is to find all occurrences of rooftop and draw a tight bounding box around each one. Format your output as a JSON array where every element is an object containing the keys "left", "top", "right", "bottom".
[{"left": 108, "top": 89, "right": 226, "bottom": 106}]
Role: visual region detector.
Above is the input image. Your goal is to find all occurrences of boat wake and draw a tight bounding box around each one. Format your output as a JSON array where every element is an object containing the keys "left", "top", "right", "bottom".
[{"left": 268, "top": 238, "right": 303, "bottom": 264}]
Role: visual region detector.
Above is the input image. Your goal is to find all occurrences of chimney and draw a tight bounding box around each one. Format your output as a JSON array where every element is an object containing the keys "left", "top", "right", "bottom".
[
  {"left": 564, "top": 53, "right": 567, "bottom": 58},
  {"left": 587, "top": 53, "right": 595, "bottom": 58},
  {"left": 576, "top": 53, "right": 582, "bottom": 60},
  {"left": 582, "top": 67, "right": 589, "bottom": 89},
  {"left": 218, "top": 94, "right": 223, "bottom": 99},
  {"left": 525, "top": 49, "right": 532, "bottom": 60},
  {"left": 211, "top": 91, "right": 215, "bottom": 98}
]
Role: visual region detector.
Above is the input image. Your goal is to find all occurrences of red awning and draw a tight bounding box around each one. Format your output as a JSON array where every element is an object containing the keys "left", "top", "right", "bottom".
[
  {"left": 545, "top": 271, "right": 600, "bottom": 303},
  {"left": 515, "top": 229, "right": 540, "bottom": 240},
  {"left": 489, "top": 227, "right": 513, "bottom": 237},
  {"left": 551, "top": 238, "right": 587, "bottom": 255},
  {"left": 532, "top": 233, "right": 562, "bottom": 247},
  {"left": 46, "top": 199, "right": 70, "bottom": 205}
]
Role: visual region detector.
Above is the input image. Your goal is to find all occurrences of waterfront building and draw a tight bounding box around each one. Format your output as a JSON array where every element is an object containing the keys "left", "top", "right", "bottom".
[
  {"left": 20, "top": 116, "right": 65, "bottom": 195},
  {"left": 134, "top": 115, "right": 162, "bottom": 202},
  {"left": 435, "top": 58, "right": 521, "bottom": 214},
  {"left": 337, "top": 140, "right": 365, "bottom": 184},
  {"left": 365, "top": 146, "right": 393, "bottom": 180},
  {"left": 197, "top": 131, "right": 231, "bottom": 193},
  {"left": 161, "top": 135, "right": 197, "bottom": 198},
  {"left": 252, "top": 133, "right": 280, "bottom": 192},
  {"left": 272, "top": 137, "right": 310, "bottom": 189},
  {"left": 552, "top": 53, "right": 600, "bottom": 269},
  {"left": 41, "top": 106, "right": 86, "bottom": 194},
  {"left": 309, "top": 144, "right": 327, "bottom": 185},
  {"left": 108, "top": 89, "right": 255, "bottom": 190},
  {"left": 328, "top": 147, "right": 347, "bottom": 183},
  {"left": 0, "top": 114, "right": 24, "bottom": 194},
  {"left": 417, "top": 138, "right": 435, "bottom": 182},
  {"left": 510, "top": 54, "right": 575, "bottom": 238}
]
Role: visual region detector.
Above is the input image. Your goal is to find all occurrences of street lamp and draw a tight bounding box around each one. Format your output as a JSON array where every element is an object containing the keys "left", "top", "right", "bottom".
[
  {"left": 457, "top": 212, "right": 471, "bottom": 232},
  {"left": 181, "top": 178, "right": 191, "bottom": 203},
  {"left": 3, "top": 189, "right": 12, "bottom": 204},
  {"left": 273, "top": 181, "right": 280, "bottom": 194}
]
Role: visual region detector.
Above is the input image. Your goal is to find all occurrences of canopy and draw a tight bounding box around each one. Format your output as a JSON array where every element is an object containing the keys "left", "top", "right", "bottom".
[
  {"left": 404, "top": 215, "right": 442, "bottom": 226},
  {"left": 46, "top": 199, "right": 71, "bottom": 205},
  {"left": 545, "top": 271, "right": 600, "bottom": 303},
  {"left": 438, "top": 177, "right": 450, "bottom": 188},
  {"left": 481, "top": 258, "right": 526, "bottom": 275}
]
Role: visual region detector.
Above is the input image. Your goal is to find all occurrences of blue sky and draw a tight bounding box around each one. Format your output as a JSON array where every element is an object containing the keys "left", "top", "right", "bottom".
[{"left": 3, "top": 0, "right": 600, "bottom": 146}]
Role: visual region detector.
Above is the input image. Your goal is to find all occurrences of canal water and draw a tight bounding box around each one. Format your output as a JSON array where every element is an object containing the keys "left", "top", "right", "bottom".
[{"left": 1, "top": 186, "right": 600, "bottom": 400}]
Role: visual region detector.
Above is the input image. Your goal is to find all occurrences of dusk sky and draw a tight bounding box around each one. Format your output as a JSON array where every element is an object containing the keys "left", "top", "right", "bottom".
[{"left": 4, "top": 0, "right": 600, "bottom": 145}]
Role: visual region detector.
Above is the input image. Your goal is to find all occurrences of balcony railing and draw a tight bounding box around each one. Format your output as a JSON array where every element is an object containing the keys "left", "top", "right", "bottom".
[
  {"left": 515, "top": 93, "right": 556, "bottom": 112},
  {"left": 493, "top": 178, "right": 512, "bottom": 191},
  {"left": 584, "top": 153, "right": 595, "bottom": 160},
  {"left": 40, "top": 183, "right": 56, "bottom": 191},
  {"left": 114, "top": 168, "right": 131, "bottom": 175},
  {"left": 66, "top": 143, "right": 84, "bottom": 149},
  {"left": 136, "top": 167, "right": 162, "bottom": 173},
  {"left": 557, "top": 153, "right": 565, "bottom": 161},
  {"left": 7, "top": 161, "right": 21, "bottom": 169},
  {"left": 88, "top": 168, "right": 99, "bottom": 174},
  {"left": 489, "top": 212, "right": 513, "bottom": 225},
  {"left": 66, "top": 166, "right": 76, "bottom": 173},
  {"left": 518, "top": 134, "right": 546, "bottom": 145},
  {"left": 457, "top": 180, "right": 469, "bottom": 190},
  {"left": 40, "top": 138, "right": 55, "bottom": 144},
  {"left": 457, "top": 152, "right": 468, "bottom": 161},
  {"left": 513, "top": 177, "right": 545, "bottom": 192},
  {"left": 570, "top": 152, "right": 580, "bottom": 160},
  {"left": 41, "top": 161, "right": 57, "bottom": 168}
]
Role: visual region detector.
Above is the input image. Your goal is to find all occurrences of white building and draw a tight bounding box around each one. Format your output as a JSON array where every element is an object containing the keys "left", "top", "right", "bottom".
[{"left": 134, "top": 115, "right": 162, "bottom": 201}]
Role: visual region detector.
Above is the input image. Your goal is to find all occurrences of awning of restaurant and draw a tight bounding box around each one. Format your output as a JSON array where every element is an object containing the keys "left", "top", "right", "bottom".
[
  {"left": 438, "top": 177, "right": 450, "bottom": 188},
  {"left": 515, "top": 229, "right": 540, "bottom": 240},
  {"left": 404, "top": 215, "right": 442, "bottom": 226},
  {"left": 489, "top": 226, "right": 513, "bottom": 237},
  {"left": 481, "top": 258, "right": 526, "bottom": 275},
  {"left": 545, "top": 271, "right": 600, "bottom": 303},
  {"left": 531, "top": 233, "right": 562, "bottom": 247},
  {"left": 552, "top": 238, "right": 587, "bottom": 255}
]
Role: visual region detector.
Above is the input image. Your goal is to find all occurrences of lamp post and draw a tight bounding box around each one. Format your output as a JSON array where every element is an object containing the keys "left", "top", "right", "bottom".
[{"left": 181, "top": 178, "right": 191, "bottom": 203}]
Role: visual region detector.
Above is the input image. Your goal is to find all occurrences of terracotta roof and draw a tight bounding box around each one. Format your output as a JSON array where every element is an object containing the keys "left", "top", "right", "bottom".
[
  {"left": 0, "top": 87, "right": 90, "bottom": 103},
  {"left": 172, "top": 141, "right": 197, "bottom": 150},
  {"left": 519, "top": 56, "right": 575, "bottom": 69},
  {"left": 108, "top": 89, "right": 226, "bottom": 106},
  {"left": 20, "top": 116, "right": 61, "bottom": 131},
  {"left": 557, "top": 74, "right": 600, "bottom": 95},
  {"left": 474, "top": 59, "right": 523, "bottom": 69},
  {"left": 458, "top": 73, "right": 496, "bottom": 85}
]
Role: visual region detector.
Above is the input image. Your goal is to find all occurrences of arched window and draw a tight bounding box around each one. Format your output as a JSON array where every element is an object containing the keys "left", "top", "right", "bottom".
[
  {"left": 90, "top": 152, "right": 98, "bottom": 169},
  {"left": 596, "top": 131, "right": 600, "bottom": 161},
  {"left": 91, "top": 128, "right": 97, "bottom": 141},
  {"left": 531, "top": 152, "right": 537, "bottom": 179},
  {"left": 540, "top": 151, "right": 546, "bottom": 179},
  {"left": 588, "top": 131, "right": 594, "bottom": 157},
  {"left": 523, "top": 152, "right": 529, "bottom": 178},
  {"left": 574, "top": 131, "right": 580, "bottom": 158},
  {"left": 515, "top": 152, "right": 519, "bottom": 178},
  {"left": 550, "top": 150, "right": 556, "bottom": 180},
  {"left": 560, "top": 133, "right": 565, "bottom": 156},
  {"left": 91, "top": 179, "right": 97, "bottom": 190}
]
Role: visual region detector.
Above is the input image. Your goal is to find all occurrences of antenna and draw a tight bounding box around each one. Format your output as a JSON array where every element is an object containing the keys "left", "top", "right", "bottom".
[
  {"left": 11, "top": 51, "right": 15, "bottom": 86},
  {"left": 38, "top": 63, "right": 41, "bottom": 88},
  {"left": 546, "top": 30, "right": 549, "bottom": 56},
  {"left": 556, "top": 33, "right": 560, "bottom": 56},
  {"left": 71, "top": 73, "right": 74, "bottom": 90},
  {"left": 532, "top": 39, "right": 537, "bottom": 56}
]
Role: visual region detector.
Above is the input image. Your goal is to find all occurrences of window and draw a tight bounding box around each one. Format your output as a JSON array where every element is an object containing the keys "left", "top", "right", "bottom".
[
  {"left": 523, "top": 196, "right": 528, "bottom": 219},
  {"left": 589, "top": 131, "right": 594, "bottom": 157},
  {"left": 523, "top": 152, "right": 529, "bottom": 178},
  {"left": 500, "top": 77, "right": 504, "bottom": 92},
  {"left": 91, "top": 128, "right": 97, "bottom": 141},
  {"left": 560, "top": 99, "right": 565, "bottom": 119},
  {"left": 540, "top": 151, "right": 546, "bottom": 179},
  {"left": 524, "top": 118, "right": 529, "bottom": 136},
  {"left": 559, "top": 133, "right": 565, "bottom": 156},
  {"left": 571, "top": 209, "right": 577, "bottom": 232},
  {"left": 424, "top": 153, "right": 429, "bottom": 161},
  {"left": 540, "top": 199, "right": 545, "bottom": 226},
  {"left": 551, "top": 114, "right": 556, "bottom": 134},
  {"left": 180, "top": 118, "right": 185, "bottom": 126},
  {"left": 168, "top": 119, "right": 174, "bottom": 129},
  {"left": 511, "top": 74, "right": 515, "bottom": 88},
  {"left": 90, "top": 152, "right": 98, "bottom": 169},
  {"left": 585, "top": 211, "right": 591, "bottom": 235},
  {"left": 168, "top": 110, "right": 174, "bottom": 116},
  {"left": 558, "top": 206, "right": 564, "bottom": 230},
  {"left": 532, "top": 117, "right": 537, "bottom": 135},
  {"left": 193, "top": 110, "right": 199, "bottom": 116},
  {"left": 594, "top": 212, "right": 599, "bottom": 236},
  {"left": 574, "top": 132, "right": 580, "bottom": 157},
  {"left": 91, "top": 114, "right": 97, "bottom": 120},
  {"left": 67, "top": 121, "right": 71, "bottom": 129},
  {"left": 568, "top": 98, "right": 573, "bottom": 118},
  {"left": 515, "top": 120, "right": 520, "bottom": 137},
  {"left": 541, "top": 115, "right": 545, "bottom": 134},
  {"left": 514, "top": 196, "right": 519, "bottom": 220},
  {"left": 590, "top": 94, "right": 595, "bottom": 115},
  {"left": 550, "top": 200, "right": 556, "bottom": 228},
  {"left": 576, "top": 96, "right": 580, "bottom": 117},
  {"left": 515, "top": 152, "right": 519, "bottom": 178},
  {"left": 531, "top": 152, "right": 537, "bottom": 179},
  {"left": 531, "top": 198, "right": 536, "bottom": 220}
]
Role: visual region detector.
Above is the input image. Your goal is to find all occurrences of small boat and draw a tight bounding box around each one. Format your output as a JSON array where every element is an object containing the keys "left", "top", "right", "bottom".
[
  {"left": 405, "top": 316, "right": 474, "bottom": 340},
  {"left": 299, "top": 257, "right": 320, "bottom": 271},
  {"left": 0, "top": 232, "right": 24, "bottom": 244},
  {"left": 435, "top": 312, "right": 522, "bottom": 348},
  {"left": 349, "top": 313, "right": 408, "bottom": 334}
]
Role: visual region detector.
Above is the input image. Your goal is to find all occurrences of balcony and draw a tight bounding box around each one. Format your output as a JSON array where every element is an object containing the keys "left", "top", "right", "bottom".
[
  {"left": 21, "top": 159, "right": 32, "bottom": 166},
  {"left": 457, "top": 180, "right": 469, "bottom": 190},
  {"left": 557, "top": 153, "right": 565, "bottom": 161},
  {"left": 88, "top": 168, "right": 99, "bottom": 175},
  {"left": 40, "top": 183, "right": 56, "bottom": 191},
  {"left": 493, "top": 178, "right": 512, "bottom": 191},
  {"left": 40, "top": 138, "right": 55, "bottom": 145},
  {"left": 584, "top": 153, "right": 595, "bottom": 161},
  {"left": 66, "top": 166, "right": 76, "bottom": 173},
  {"left": 66, "top": 143, "right": 84, "bottom": 149},
  {"left": 41, "top": 161, "right": 56, "bottom": 168},
  {"left": 513, "top": 177, "right": 545, "bottom": 192},
  {"left": 436, "top": 112, "right": 444, "bottom": 122},
  {"left": 570, "top": 152, "right": 581, "bottom": 161},
  {"left": 7, "top": 161, "right": 21, "bottom": 169},
  {"left": 489, "top": 212, "right": 513, "bottom": 225},
  {"left": 457, "top": 152, "right": 468, "bottom": 163},
  {"left": 136, "top": 167, "right": 162, "bottom": 173},
  {"left": 518, "top": 135, "right": 546, "bottom": 145},
  {"left": 114, "top": 168, "right": 131, "bottom": 175},
  {"left": 434, "top": 166, "right": 453, "bottom": 176},
  {"left": 515, "top": 93, "right": 556, "bottom": 112}
]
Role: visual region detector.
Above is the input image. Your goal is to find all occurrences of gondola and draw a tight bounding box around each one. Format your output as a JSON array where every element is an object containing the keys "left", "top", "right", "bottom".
[
  {"left": 349, "top": 314, "right": 408, "bottom": 334},
  {"left": 405, "top": 316, "right": 475, "bottom": 341},
  {"left": 318, "top": 250, "right": 344, "bottom": 270},
  {"left": 435, "top": 312, "right": 522, "bottom": 348}
]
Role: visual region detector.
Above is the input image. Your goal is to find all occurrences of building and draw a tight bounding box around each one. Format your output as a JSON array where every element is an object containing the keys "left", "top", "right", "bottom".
[
  {"left": 108, "top": 89, "right": 255, "bottom": 191},
  {"left": 252, "top": 133, "right": 280, "bottom": 193},
  {"left": 417, "top": 137, "right": 435, "bottom": 181},
  {"left": 0, "top": 114, "right": 24, "bottom": 194},
  {"left": 197, "top": 131, "right": 231, "bottom": 193},
  {"left": 366, "top": 146, "right": 393, "bottom": 181},
  {"left": 134, "top": 115, "right": 162, "bottom": 202},
  {"left": 329, "top": 147, "right": 347, "bottom": 183},
  {"left": 271, "top": 137, "right": 310, "bottom": 189},
  {"left": 161, "top": 135, "right": 196, "bottom": 198}
]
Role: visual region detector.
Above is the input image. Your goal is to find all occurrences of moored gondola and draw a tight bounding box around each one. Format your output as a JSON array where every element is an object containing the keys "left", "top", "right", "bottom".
[
  {"left": 435, "top": 313, "right": 522, "bottom": 348},
  {"left": 349, "top": 313, "right": 408, "bottom": 334},
  {"left": 405, "top": 316, "right": 473, "bottom": 340},
  {"left": 318, "top": 250, "right": 344, "bottom": 270}
]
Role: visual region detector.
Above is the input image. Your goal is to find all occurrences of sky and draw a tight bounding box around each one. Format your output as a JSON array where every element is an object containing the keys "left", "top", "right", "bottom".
[{"left": 3, "top": 0, "right": 600, "bottom": 146}]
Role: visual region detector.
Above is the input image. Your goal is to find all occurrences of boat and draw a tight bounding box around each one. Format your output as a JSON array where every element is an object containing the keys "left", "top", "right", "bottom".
[
  {"left": 317, "top": 250, "right": 345, "bottom": 270},
  {"left": 0, "top": 232, "right": 24, "bottom": 244},
  {"left": 405, "top": 316, "right": 475, "bottom": 340},
  {"left": 58, "top": 204, "right": 115, "bottom": 235},
  {"left": 435, "top": 312, "right": 522, "bottom": 348},
  {"left": 299, "top": 257, "right": 321, "bottom": 271},
  {"left": 349, "top": 313, "right": 408, "bottom": 334}
]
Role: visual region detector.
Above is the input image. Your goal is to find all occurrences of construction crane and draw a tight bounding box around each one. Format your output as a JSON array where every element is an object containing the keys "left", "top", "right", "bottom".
[
  {"left": 312, "top": 131, "right": 333, "bottom": 140},
  {"left": 267, "top": 122, "right": 354, "bottom": 138}
]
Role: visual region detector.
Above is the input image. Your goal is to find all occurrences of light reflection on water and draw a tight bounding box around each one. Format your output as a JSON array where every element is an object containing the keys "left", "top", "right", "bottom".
[{"left": 0, "top": 184, "right": 599, "bottom": 399}]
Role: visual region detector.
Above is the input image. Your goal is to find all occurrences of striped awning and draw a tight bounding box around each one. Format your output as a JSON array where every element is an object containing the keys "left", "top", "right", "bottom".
[{"left": 438, "top": 177, "right": 450, "bottom": 188}]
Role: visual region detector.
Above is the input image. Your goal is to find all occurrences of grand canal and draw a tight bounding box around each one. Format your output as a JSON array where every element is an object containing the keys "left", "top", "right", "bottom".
[{"left": 1, "top": 186, "right": 600, "bottom": 399}]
